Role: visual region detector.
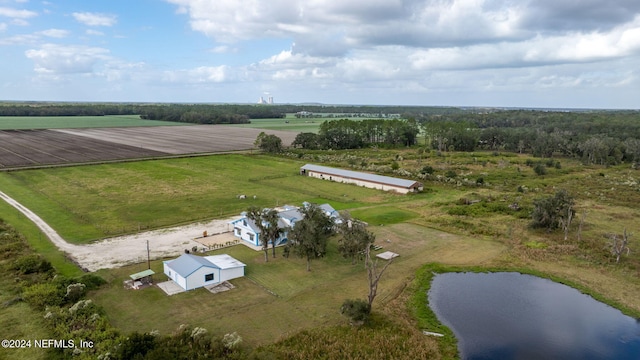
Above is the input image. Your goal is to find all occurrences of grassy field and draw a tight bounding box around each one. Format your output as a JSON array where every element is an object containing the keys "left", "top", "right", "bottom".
[
  {"left": 229, "top": 115, "right": 326, "bottom": 133},
  {"left": 90, "top": 223, "right": 504, "bottom": 347},
  {"left": 1, "top": 148, "right": 640, "bottom": 358},
  {"left": 0, "top": 115, "right": 187, "bottom": 129},
  {"left": 0, "top": 155, "right": 405, "bottom": 242}
]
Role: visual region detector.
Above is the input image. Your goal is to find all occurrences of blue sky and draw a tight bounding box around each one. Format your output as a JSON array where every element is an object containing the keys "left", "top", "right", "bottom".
[{"left": 1, "top": 0, "right": 639, "bottom": 108}]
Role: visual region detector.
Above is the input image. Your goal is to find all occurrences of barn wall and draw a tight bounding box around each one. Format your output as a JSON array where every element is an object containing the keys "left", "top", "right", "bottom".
[{"left": 306, "top": 170, "right": 411, "bottom": 194}]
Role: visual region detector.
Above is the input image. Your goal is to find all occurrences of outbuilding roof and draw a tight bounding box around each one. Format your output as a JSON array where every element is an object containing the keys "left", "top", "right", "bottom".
[
  {"left": 166, "top": 254, "right": 219, "bottom": 278},
  {"left": 301, "top": 164, "right": 420, "bottom": 188},
  {"left": 204, "top": 254, "right": 246, "bottom": 270}
]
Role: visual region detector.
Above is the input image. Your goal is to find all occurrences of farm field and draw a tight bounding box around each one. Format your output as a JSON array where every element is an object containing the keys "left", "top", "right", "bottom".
[
  {"left": 0, "top": 126, "right": 298, "bottom": 169},
  {"left": 1, "top": 145, "right": 640, "bottom": 358},
  {"left": 0, "top": 155, "right": 396, "bottom": 242},
  {"left": 229, "top": 115, "right": 326, "bottom": 133},
  {"left": 0, "top": 115, "right": 186, "bottom": 130},
  {"left": 0, "top": 129, "right": 169, "bottom": 168}
]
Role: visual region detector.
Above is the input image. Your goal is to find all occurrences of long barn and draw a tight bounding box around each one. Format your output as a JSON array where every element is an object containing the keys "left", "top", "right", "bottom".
[{"left": 300, "top": 164, "right": 423, "bottom": 194}]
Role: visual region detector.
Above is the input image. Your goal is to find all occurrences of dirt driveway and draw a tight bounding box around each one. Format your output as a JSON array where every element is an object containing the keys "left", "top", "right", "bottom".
[{"left": 1, "top": 190, "right": 244, "bottom": 272}]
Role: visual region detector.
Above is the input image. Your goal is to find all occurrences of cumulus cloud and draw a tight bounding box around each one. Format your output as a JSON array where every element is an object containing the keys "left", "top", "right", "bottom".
[
  {"left": 0, "top": 7, "right": 37, "bottom": 19},
  {"left": 162, "top": 65, "right": 230, "bottom": 83},
  {"left": 40, "top": 28, "right": 69, "bottom": 38},
  {"left": 72, "top": 12, "right": 117, "bottom": 27},
  {"left": 25, "top": 44, "right": 111, "bottom": 75}
]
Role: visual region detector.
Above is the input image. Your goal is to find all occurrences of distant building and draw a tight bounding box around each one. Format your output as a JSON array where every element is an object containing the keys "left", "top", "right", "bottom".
[
  {"left": 258, "top": 96, "right": 274, "bottom": 105},
  {"left": 300, "top": 164, "right": 423, "bottom": 194}
]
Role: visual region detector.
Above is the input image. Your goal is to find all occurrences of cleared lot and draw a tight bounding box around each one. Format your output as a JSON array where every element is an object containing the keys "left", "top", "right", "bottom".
[{"left": 0, "top": 126, "right": 297, "bottom": 169}]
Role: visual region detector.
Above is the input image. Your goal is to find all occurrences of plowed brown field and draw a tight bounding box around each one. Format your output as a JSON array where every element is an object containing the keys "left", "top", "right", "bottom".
[{"left": 0, "top": 125, "right": 297, "bottom": 169}]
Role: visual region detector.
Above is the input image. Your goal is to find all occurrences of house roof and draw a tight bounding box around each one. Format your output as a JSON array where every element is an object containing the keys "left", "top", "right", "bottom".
[
  {"left": 166, "top": 254, "right": 219, "bottom": 278},
  {"left": 205, "top": 254, "right": 246, "bottom": 269},
  {"left": 301, "top": 164, "right": 420, "bottom": 189}
]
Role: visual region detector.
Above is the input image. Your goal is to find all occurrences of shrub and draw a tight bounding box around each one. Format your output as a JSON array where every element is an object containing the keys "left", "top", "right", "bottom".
[
  {"left": 22, "top": 283, "right": 65, "bottom": 308},
  {"left": 13, "top": 254, "right": 52, "bottom": 274},
  {"left": 421, "top": 165, "right": 434, "bottom": 175},
  {"left": 340, "top": 299, "right": 371, "bottom": 325},
  {"left": 533, "top": 163, "right": 547, "bottom": 175},
  {"left": 65, "top": 283, "right": 86, "bottom": 303},
  {"left": 445, "top": 170, "right": 457, "bottom": 178},
  {"left": 78, "top": 274, "right": 107, "bottom": 290}
]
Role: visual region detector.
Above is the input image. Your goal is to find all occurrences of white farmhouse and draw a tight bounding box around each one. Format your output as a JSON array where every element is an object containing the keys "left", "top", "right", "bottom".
[
  {"left": 163, "top": 253, "right": 246, "bottom": 291},
  {"left": 229, "top": 202, "right": 341, "bottom": 248}
]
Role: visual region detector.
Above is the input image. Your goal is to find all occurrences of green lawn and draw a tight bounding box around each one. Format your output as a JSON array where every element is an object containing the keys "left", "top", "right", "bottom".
[
  {"left": 90, "top": 223, "right": 505, "bottom": 347},
  {"left": 228, "top": 116, "right": 326, "bottom": 133},
  {"left": 0, "top": 115, "right": 187, "bottom": 129},
  {"left": 0, "top": 154, "right": 405, "bottom": 242}
]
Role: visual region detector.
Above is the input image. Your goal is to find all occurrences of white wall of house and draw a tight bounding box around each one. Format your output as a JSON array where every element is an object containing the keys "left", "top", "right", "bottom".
[{"left": 231, "top": 219, "right": 260, "bottom": 246}]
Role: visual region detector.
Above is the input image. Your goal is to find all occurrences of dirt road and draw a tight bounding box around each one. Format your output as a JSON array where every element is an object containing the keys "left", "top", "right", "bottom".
[{"left": 1, "top": 190, "right": 241, "bottom": 272}]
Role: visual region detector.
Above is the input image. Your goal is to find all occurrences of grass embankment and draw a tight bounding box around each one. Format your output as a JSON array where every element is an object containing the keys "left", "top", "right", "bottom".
[{"left": 0, "top": 115, "right": 187, "bottom": 129}]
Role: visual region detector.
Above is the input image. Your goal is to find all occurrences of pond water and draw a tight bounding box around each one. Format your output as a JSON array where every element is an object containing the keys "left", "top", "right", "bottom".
[{"left": 428, "top": 272, "right": 640, "bottom": 360}]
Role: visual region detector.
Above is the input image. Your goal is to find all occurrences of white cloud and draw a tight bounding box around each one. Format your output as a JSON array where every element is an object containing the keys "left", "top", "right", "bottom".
[
  {"left": 72, "top": 12, "right": 117, "bottom": 27},
  {"left": 25, "top": 44, "right": 111, "bottom": 75},
  {"left": 40, "top": 28, "right": 69, "bottom": 38},
  {"left": 210, "top": 45, "right": 236, "bottom": 54},
  {"left": 0, "top": 22, "right": 6, "bottom": 32},
  {"left": 86, "top": 29, "right": 104, "bottom": 36},
  {"left": 0, "top": 7, "right": 37, "bottom": 19},
  {"left": 0, "top": 33, "right": 38, "bottom": 45},
  {"left": 162, "top": 65, "right": 230, "bottom": 83}
]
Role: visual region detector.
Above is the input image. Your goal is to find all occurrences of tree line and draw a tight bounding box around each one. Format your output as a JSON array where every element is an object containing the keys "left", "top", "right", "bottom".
[
  {"left": 417, "top": 110, "right": 640, "bottom": 167},
  {"left": 0, "top": 103, "right": 285, "bottom": 124},
  {"left": 293, "top": 118, "right": 420, "bottom": 150}
]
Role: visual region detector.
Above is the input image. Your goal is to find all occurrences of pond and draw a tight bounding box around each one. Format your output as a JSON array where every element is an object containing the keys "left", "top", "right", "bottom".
[{"left": 428, "top": 272, "right": 640, "bottom": 360}]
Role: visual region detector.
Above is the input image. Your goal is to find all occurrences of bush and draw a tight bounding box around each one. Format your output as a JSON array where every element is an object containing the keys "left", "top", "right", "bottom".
[
  {"left": 13, "top": 254, "right": 52, "bottom": 274},
  {"left": 78, "top": 274, "right": 107, "bottom": 290},
  {"left": 421, "top": 165, "right": 434, "bottom": 175},
  {"left": 533, "top": 163, "right": 547, "bottom": 175},
  {"left": 340, "top": 299, "right": 371, "bottom": 325},
  {"left": 22, "top": 283, "right": 65, "bottom": 308}
]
